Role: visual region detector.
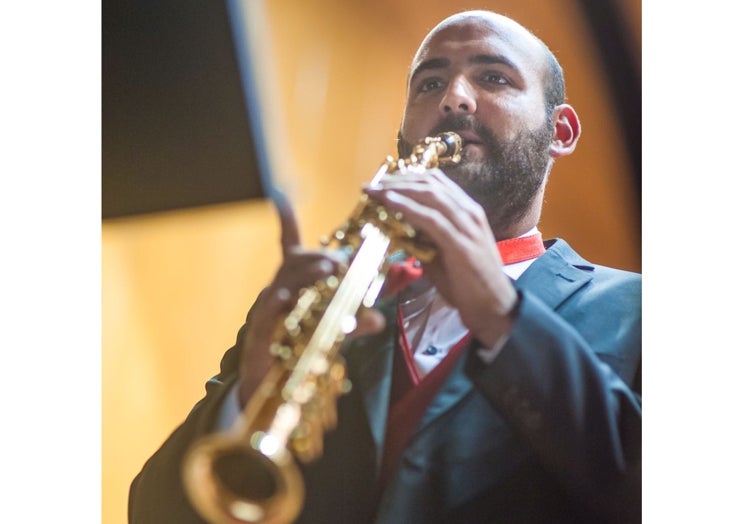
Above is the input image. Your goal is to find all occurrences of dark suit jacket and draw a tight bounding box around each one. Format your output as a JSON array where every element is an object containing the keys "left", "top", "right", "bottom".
[{"left": 129, "top": 238, "right": 642, "bottom": 524}]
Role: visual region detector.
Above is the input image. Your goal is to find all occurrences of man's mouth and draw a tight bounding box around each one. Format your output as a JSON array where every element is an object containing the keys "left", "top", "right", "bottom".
[
  {"left": 452, "top": 131, "right": 486, "bottom": 162},
  {"left": 457, "top": 130, "right": 483, "bottom": 148}
]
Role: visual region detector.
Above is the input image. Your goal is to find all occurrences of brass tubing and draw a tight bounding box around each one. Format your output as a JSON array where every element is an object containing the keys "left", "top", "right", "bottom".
[{"left": 182, "top": 132, "right": 462, "bottom": 524}]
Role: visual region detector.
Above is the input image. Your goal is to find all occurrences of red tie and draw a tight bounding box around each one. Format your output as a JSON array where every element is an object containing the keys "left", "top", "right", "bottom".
[{"left": 384, "top": 232, "right": 545, "bottom": 296}]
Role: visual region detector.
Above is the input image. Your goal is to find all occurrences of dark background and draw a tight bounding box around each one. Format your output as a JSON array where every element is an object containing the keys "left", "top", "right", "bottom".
[{"left": 102, "top": 0, "right": 268, "bottom": 219}]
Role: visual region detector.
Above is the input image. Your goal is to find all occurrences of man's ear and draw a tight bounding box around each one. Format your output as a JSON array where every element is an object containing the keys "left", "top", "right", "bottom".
[{"left": 549, "top": 104, "right": 581, "bottom": 158}]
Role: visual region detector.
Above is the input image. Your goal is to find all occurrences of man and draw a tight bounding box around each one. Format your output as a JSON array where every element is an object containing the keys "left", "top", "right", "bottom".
[{"left": 129, "top": 10, "right": 641, "bottom": 524}]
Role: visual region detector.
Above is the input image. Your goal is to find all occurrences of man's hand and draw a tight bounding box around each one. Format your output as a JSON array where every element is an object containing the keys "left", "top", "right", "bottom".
[
  {"left": 238, "top": 193, "right": 385, "bottom": 408},
  {"left": 364, "top": 169, "right": 518, "bottom": 349}
]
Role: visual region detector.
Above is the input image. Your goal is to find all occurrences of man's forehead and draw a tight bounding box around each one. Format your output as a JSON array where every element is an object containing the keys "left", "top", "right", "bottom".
[{"left": 410, "top": 14, "right": 542, "bottom": 75}]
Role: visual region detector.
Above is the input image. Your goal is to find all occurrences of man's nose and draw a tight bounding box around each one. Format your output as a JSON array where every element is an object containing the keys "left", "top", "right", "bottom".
[{"left": 440, "top": 77, "right": 476, "bottom": 114}]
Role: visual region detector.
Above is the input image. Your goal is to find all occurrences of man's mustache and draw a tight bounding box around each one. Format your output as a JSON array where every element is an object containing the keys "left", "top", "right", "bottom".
[{"left": 428, "top": 115, "right": 495, "bottom": 145}]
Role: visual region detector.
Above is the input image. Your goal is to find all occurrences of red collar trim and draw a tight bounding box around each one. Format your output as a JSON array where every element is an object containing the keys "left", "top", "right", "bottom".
[
  {"left": 385, "top": 232, "right": 545, "bottom": 296},
  {"left": 497, "top": 232, "right": 545, "bottom": 264}
]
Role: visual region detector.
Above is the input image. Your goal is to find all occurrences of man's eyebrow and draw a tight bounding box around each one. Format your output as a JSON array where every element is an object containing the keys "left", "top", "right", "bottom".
[
  {"left": 410, "top": 54, "right": 520, "bottom": 82},
  {"left": 470, "top": 54, "right": 520, "bottom": 72},
  {"left": 410, "top": 57, "right": 450, "bottom": 80}
]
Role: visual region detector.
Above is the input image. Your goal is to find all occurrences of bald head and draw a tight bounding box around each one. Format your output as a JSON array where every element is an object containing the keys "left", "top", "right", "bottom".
[
  {"left": 397, "top": 10, "right": 580, "bottom": 239},
  {"left": 410, "top": 11, "right": 565, "bottom": 113}
]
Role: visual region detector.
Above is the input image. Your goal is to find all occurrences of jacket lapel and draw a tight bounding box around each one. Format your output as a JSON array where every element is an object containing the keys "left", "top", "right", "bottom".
[
  {"left": 416, "top": 350, "right": 472, "bottom": 431},
  {"left": 412, "top": 239, "right": 595, "bottom": 435},
  {"left": 515, "top": 238, "right": 594, "bottom": 309}
]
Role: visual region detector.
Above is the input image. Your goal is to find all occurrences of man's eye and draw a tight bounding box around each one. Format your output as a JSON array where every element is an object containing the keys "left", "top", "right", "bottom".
[
  {"left": 482, "top": 72, "right": 509, "bottom": 85},
  {"left": 418, "top": 78, "right": 444, "bottom": 92}
]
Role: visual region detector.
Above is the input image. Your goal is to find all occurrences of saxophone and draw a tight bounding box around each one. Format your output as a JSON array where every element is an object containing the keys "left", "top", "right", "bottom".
[{"left": 182, "top": 132, "right": 462, "bottom": 524}]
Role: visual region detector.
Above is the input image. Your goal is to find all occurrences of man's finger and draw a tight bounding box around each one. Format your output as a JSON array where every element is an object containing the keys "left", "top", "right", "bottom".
[
  {"left": 270, "top": 188, "right": 301, "bottom": 257},
  {"left": 351, "top": 308, "right": 386, "bottom": 337}
]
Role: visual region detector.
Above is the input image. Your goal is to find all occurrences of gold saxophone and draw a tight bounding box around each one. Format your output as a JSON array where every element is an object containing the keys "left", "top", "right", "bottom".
[{"left": 182, "top": 132, "right": 462, "bottom": 524}]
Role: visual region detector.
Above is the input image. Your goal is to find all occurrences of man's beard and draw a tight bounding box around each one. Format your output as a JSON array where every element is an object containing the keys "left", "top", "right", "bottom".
[{"left": 397, "top": 114, "right": 553, "bottom": 237}]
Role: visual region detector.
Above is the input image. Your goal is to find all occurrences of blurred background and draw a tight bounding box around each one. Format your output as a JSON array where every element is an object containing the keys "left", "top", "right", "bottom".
[{"left": 102, "top": 0, "right": 641, "bottom": 522}]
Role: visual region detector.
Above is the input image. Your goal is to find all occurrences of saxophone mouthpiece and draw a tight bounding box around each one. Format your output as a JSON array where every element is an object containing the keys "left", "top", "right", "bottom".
[{"left": 433, "top": 132, "right": 462, "bottom": 164}]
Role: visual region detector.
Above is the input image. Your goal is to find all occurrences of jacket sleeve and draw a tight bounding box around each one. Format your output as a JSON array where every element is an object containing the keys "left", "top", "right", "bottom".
[
  {"left": 465, "top": 286, "right": 642, "bottom": 523},
  {"left": 127, "top": 320, "right": 248, "bottom": 523}
]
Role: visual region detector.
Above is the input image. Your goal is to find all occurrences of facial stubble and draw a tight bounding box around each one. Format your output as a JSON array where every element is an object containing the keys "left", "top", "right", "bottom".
[{"left": 397, "top": 114, "right": 553, "bottom": 238}]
